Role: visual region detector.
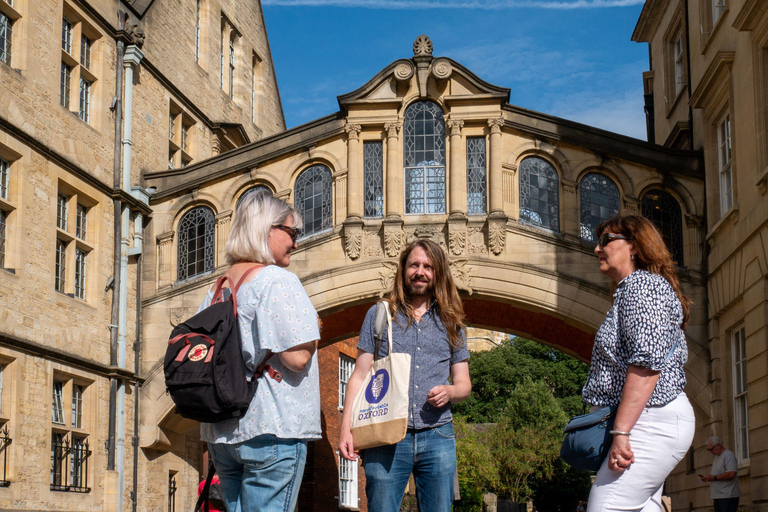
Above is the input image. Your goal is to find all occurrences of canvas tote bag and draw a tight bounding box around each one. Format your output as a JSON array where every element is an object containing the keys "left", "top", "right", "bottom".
[{"left": 350, "top": 302, "right": 411, "bottom": 450}]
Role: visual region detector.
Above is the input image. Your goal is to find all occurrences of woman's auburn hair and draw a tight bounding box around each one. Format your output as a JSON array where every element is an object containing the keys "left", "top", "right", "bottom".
[
  {"left": 597, "top": 214, "right": 693, "bottom": 330},
  {"left": 384, "top": 239, "right": 467, "bottom": 349}
]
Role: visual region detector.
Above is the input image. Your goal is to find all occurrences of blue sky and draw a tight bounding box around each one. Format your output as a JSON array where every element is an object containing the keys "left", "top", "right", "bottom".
[{"left": 262, "top": 0, "right": 650, "bottom": 140}]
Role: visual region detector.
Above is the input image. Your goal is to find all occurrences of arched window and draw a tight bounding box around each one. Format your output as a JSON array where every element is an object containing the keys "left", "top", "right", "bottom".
[
  {"left": 403, "top": 101, "right": 446, "bottom": 214},
  {"left": 519, "top": 157, "right": 560, "bottom": 231},
  {"left": 642, "top": 190, "right": 684, "bottom": 265},
  {"left": 295, "top": 164, "right": 333, "bottom": 239},
  {"left": 580, "top": 173, "right": 620, "bottom": 242},
  {"left": 235, "top": 185, "right": 271, "bottom": 210},
  {"left": 177, "top": 206, "right": 215, "bottom": 281}
]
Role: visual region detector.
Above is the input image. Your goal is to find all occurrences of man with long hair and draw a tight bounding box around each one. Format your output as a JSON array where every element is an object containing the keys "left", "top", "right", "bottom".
[{"left": 339, "top": 239, "right": 472, "bottom": 512}]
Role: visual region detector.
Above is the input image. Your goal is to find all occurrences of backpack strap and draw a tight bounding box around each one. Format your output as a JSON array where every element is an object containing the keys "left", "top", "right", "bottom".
[
  {"left": 194, "top": 459, "right": 217, "bottom": 512},
  {"left": 255, "top": 351, "right": 282, "bottom": 382},
  {"left": 211, "top": 264, "right": 264, "bottom": 314}
]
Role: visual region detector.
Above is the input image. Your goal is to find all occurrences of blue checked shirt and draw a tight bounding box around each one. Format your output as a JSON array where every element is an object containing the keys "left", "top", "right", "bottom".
[{"left": 357, "top": 303, "right": 470, "bottom": 429}]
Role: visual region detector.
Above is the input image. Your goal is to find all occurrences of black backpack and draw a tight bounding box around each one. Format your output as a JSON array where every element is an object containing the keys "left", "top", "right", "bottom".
[{"left": 164, "top": 265, "right": 281, "bottom": 423}]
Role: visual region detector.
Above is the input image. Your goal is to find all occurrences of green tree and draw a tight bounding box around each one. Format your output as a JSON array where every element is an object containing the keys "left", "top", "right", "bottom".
[{"left": 454, "top": 416, "right": 499, "bottom": 511}]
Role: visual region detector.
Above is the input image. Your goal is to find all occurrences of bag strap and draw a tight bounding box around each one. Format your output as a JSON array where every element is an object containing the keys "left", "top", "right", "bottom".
[
  {"left": 373, "top": 301, "right": 393, "bottom": 361},
  {"left": 194, "top": 459, "right": 217, "bottom": 512},
  {"left": 211, "top": 264, "right": 264, "bottom": 314}
]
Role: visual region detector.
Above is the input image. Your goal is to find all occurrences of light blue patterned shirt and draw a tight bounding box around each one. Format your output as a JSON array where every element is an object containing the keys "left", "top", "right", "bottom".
[{"left": 198, "top": 266, "right": 321, "bottom": 444}]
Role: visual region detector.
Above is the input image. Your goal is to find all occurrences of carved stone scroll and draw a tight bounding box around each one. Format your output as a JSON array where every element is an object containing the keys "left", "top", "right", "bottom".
[
  {"left": 431, "top": 58, "right": 452, "bottom": 81},
  {"left": 394, "top": 61, "right": 415, "bottom": 82}
]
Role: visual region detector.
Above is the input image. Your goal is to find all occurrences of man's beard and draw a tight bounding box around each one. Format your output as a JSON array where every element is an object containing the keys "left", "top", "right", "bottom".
[{"left": 406, "top": 278, "right": 433, "bottom": 297}]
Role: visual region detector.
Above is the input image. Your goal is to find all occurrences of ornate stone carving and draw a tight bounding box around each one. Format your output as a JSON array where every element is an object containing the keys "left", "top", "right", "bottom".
[
  {"left": 128, "top": 24, "right": 145, "bottom": 48},
  {"left": 488, "top": 214, "right": 507, "bottom": 255},
  {"left": 345, "top": 123, "right": 361, "bottom": 139},
  {"left": 378, "top": 262, "right": 399, "bottom": 297},
  {"left": 446, "top": 119, "right": 464, "bottom": 137},
  {"left": 413, "top": 34, "right": 433, "bottom": 57},
  {"left": 384, "top": 223, "right": 404, "bottom": 257},
  {"left": 394, "top": 61, "right": 415, "bottom": 81},
  {"left": 344, "top": 223, "right": 363, "bottom": 260},
  {"left": 449, "top": 260, "right": 474, "bottom": 295},
  {"left": 468, "top": 227, "right": 486, "bottom": 254},
  {"left": 385, "top": 122, "right": 402, "bottom": 138},
  {"left": 364, "top": 229, "right": 384, "bottom": 257},
  {"left": 431, "top": 58, "right": 452, "bottom": 81},
  {"left": 448, "top": 221, "right": 466, "bottom": 256},
  {"left": 488, "top": 117, "right": 504, "bottom": 134}
]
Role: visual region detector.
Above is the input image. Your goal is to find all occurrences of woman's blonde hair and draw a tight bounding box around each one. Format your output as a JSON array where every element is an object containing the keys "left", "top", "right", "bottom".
[
  {"left": 597, "top": 214, "right": 693, "bottom": 330},
  {"left": 385, "top": 239, "right": 467, "bottom": 349},
  {"left": 225, "top": 189, "right": 303, "bottom": 265}
]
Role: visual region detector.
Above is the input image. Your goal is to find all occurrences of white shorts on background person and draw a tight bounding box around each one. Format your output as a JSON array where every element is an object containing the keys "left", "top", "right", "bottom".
[{"left": 588, "top": 393, "right": 695, "bottom": 512}]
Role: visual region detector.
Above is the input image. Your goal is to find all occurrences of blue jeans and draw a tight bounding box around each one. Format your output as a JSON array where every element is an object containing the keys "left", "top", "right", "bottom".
[
  {"left": 208, "top": 435, "right": 307, "bottom": 512},
  {"left": 362, "top": 422, "right": 456, "bottom": 512}
]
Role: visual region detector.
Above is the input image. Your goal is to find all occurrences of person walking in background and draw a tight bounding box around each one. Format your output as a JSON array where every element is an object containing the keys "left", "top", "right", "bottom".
[
  {"left": 338, "top": 239, "right": 472, "bottom": 512},
  {"left": 581, "top": 215, "right": 696, "bottom": 511},
  {"left": 200, "top": 190, "right": 321, "bottom": 512},
  {"left": 700, "top": 436, "right": 740, "bottom": 512}
]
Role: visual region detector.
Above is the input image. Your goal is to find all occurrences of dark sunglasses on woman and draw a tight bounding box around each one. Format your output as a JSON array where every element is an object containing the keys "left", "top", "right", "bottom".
[
  {"left": 597, "top": 233, "right": 633, "bottom": 248},
  {"left": 276, "top": 224, "right": 299, "bottom": 242}
]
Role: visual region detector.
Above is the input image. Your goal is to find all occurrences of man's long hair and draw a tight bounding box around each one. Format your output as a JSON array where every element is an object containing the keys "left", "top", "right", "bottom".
[{"left": 385, "top": 239, "right": 466, "bottom": 349}]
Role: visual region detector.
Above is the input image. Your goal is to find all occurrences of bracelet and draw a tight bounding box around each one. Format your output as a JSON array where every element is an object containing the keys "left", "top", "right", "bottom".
[{"left": 609, "top": 430, "right": 631, "bottom": 436}]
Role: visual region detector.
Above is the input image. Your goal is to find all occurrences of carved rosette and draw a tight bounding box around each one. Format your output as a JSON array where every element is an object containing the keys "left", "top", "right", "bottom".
[
  {"left": 449, "top": 260, "right": 474, "bottom": 295},
  {"left": 488, "top": 215, "right": 507, "bottom": 255},
  {"left": 384, "top": 223, "right": 404, "bottom": 257},
  {"left": 394, "top": 61, "right": 415, "bottom": 82},
  {"left": 468, "top": 227, "right": 486, "bottom": 254},
  {"left": 345, "top": 123, "right": 361, "bottom": 140},
  {"left": 431, "top": 58, "right": 452, "bottom": 81},
  {"left": 448, "top": 221, "right": 466, "bottom": 256},
  {"left": 378, "top": 262, "right": 399, "bottom": 297},
  {"left": 344, "top": 223, "right": 363, "bottom": 260},
  {"left": 364, "top": 230, "right": 384, "bottom": 257},
  {"left": 446, "top": 119, "right": 464, "bottom": 137},
  {"left": 413, "top": 34, "right": 433, "bottom": 57}
]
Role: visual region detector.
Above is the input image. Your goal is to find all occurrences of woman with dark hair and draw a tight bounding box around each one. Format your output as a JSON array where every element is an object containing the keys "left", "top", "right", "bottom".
[{"left": 582, "top": 214, "right": 695, "bottom": 511}]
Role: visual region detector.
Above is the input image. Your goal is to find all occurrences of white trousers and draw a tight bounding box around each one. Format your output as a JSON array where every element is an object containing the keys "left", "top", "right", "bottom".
[{"left": 587, "top": 393, "right": 695, "bottom": 512}]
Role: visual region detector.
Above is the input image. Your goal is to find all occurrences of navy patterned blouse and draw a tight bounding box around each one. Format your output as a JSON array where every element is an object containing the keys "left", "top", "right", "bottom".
[{"left": 582, "top": 269, "right": 688, "bottom": 407}]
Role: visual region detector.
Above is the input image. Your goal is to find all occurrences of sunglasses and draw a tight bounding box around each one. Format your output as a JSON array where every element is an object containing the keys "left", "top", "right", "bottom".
[
  {"left": 275, "top": 224, "right": 299, "bottom": 242},
  {"left": 597, "top": 233, "right": 633, "bottom": 248}
]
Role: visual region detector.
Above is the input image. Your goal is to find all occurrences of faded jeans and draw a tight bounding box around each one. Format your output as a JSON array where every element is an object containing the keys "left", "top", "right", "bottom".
[
  {"left": 208, "top": 435, "right": 307, "bottom": 512},
  {"left": 363, "top": 422, "right": 457, "bottom": 512}
]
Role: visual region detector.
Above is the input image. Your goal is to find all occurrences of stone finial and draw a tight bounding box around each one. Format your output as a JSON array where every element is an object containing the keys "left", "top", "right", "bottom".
[{"left": 413, "top": 35, "right": 433, "bottom": 57}]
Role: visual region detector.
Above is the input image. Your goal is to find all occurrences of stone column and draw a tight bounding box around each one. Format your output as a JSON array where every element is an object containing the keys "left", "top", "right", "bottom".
[
  {"left": 345, "top": 123, "right": 362, "bottom": 219},
  {"left": 488, "top": 118, "right": 505, "bottom": 213},
  {"left": 156, "top": 231, "right": 174, "bottom": 288},
  {"left": 447, "top": 119, "right": 465, "bottom": 216},
  {"left": 385, "top": 122, "right": 403, "bottom": 218},
  {"left": 215, "top": 211, "right": 233, "bottom": 267}
]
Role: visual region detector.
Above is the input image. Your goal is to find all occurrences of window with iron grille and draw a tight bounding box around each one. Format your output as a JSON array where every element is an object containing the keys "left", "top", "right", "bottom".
[
  {"left": 718, "top": 114, "right": 733, "bottom": 215},
  {"left": 466, "top": 137, "right": 487, "bottom": 215},
  {"left": 0, "top": 157, "right": 7, "bottom": 200},
  {"left": 338, "top": 355, "right": 354, "bottom": 409},
  {"left": 50, "top": 433, "right": 91, "bottom": 492},
  {"left": 236, "top": 185, "right": 270, "bottom": 211},
  {"left": 404, "top": 101, "right": 446, "bottom": 214},
  {"left": 177, "top": 206, "right": 215, "bottom": 281},
  {"left": 295, "top": 165, "right": 333, "bottom": 239},
  {"left": 55, "top": 240, "right": 66, "bottom": 293},
  {"left": 0, "top": 12, "right": 12, "bottom": 66},
  {"left": 641, "top": 190, "right": 684, "bottom": 266},
  {"left": 61, "top": 18, "right": 72, "bottom": 53},
  {"left": 75, "top": 204, "right": 86, "bottom": 240},
  {"left": 168, "top": 472, "right": 177, "bottom": 512},
  {"left": 69, "top": 436, "right": 89, "bottom": 491},
  {"left": 338, "top": 454, "right": 358, "bottom": 508},
  {"left": 50, "top": 432, "right": 67, "bottom": 490},
  {"left": 78, "top": 77, "right": 91, "bottom": 123},
  {"left": 80, "top": 35, "right": 91, "bottom": 69},
  {"left": 732, "top": 326, "right": 749, "bottom": 463},
  {"left": 363, "top": 141, "right": 384, "bottom": 218},
  {"left": 0, "top": 424, "right": 9, "bottom": 487},
  {"left": 60, "top": 63, "right": 72, "bottom": 108},
  {"left": 74, "top": 249, "right": 86, "bottom": 299},
  {"left": 519, "top": 157, "right": 560, "bottom": 232},
  {"left": 579, "top": 173, "right": 619, "bottom": 242},
  {"left": 52, "top": 381, "right": 65, "bottom": 424}
]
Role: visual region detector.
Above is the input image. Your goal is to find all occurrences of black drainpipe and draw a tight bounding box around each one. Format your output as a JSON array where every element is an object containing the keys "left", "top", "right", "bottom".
[{"left": 684, "top": 0, "right": 694, "bottom": 149}]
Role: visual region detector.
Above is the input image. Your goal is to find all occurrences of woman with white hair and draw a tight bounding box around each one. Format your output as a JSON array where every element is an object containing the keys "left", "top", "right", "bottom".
[{"left": 198, "top": 189, "right": 321, "bottom": 512}]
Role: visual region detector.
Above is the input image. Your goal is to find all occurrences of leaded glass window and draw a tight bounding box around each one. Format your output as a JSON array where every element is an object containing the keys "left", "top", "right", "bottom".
[
  {"left": 0, "top": 13, "right": 12, "bottom": 66},
  {"left": 235, "top": 185, "right": 270, "bottom": 210},
  {"left": 404, "top": 101, "right": 446, "bottom": 214},
  {"left": 55, "top": 239, "right": 66, "bottom": 292},
  {"left": 57, "top": 194, "right": 68, "bottom": 230},
  {"left": 295, "top": 165, "right": 332, "bottom": 238},
  {"left": 363, "top": 141, "right": 383, "bottom": 218},
  {"left": 177, "top": 206, "right": 215, "bottom": 281},
  {"left": 732, "top": 326, "right": 749, "bottom": 462},
  {"left": 78, "top": 78, "right": 91, "bottom": 123},
  {"left": 74, "top": 249, "right": 86, "bottom": 300},
  {"left": 466, "top": 137, "right": 487, "bottom": 215},
  {"left": 80, "top": 35, "right": 91, "bottom": 69},
  {"left": 71, "top": 385, "right": 83, "bottom": 428},
  {"left": 519, "top": 157, "right": 560, "bottom": 231},
  {"left": 60, "top": 63, "right": 72, "bottom": 109},
  {"left": 61, "top": 18, "right": 73, "bottom": 54},
  {"left": 0, "top": 157, "right": 8, "bottom": 200},
  {"left": 580, "top": 173, "right": 620, "bottom": 242},
  {"left": 52, "top": 381, "right": 64, "bottom": 424},
  {"left": 76, "top": 204, "right": 87, "bottom": 240},
  {"left": 642, "top": 189, "right": 684, "bottom": 265}
]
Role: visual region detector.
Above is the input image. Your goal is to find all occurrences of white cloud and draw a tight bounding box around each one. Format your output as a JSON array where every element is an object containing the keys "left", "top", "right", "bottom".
[
  {"left": 547, "top": 87, "right": 647, "bottom": 140},
  {"left": 262, "top": 0, "right": 644, "bottom": 9}
]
